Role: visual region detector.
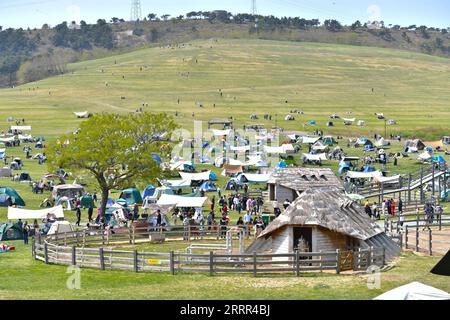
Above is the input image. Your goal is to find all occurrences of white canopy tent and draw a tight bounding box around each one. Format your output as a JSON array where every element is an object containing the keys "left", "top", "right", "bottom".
[
  {"left": 11, "top": 126, "right": 31, "bottom": 131},
  {"left": 179, "top": 171, "right": 211, "bottom": 181},
  {"left": 302, "top": 153, "right": 327, "bottom": 161},
  {"left": 160, "top": 179, "right": 192, "bottom": 189},
  {"left": 374, "top": 282, "right": 450, "bottom": 300},
  {"left": 157, "top": 194, "right": 208, "bottom": 208},
  {"left": 0, "top": 137, "right": 15, "bottom": 143},
  {"left": 8, "top": 205, "right": 65, "bottom": 220},
  {"left": 342, "top": 118, "right": 356, "bottom": 122},
  {"left": 211, "top": 129, "right": 231, "bottom": 137},
  {"left": 74, "top": 111, "right": 89, "bottom": 118},
  {"left": 238, "top": 173, "right": 271, "bottom": 184},
  {"left": 301, "top": 137, "right": 321, "bottom": 144},
  {"left": 346, "top": 171, "right": 383, "bottom": 179},
  {"left": 374, "top": 175, "right": 401, "bottom": 184},
  {"left": 245, "top": 156, "right": 268, "bottom": 167}
]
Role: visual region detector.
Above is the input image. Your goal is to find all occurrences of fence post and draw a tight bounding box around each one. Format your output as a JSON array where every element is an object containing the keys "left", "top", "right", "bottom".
[
  {"left": 415, "top": 227, "right": 419, "bottom": 252},
  {"left": 429, "top": 229, "right": 432, "bottom": 256},
  {"left": 44, "top": 242, "right": 48, "bottom": 264},
  {"left": 432, "top": 164, "right": 435, "bottom": 196},
  {"left": 99, "top": 248, "right": 105, "bottom": 270},
  {"left": 209, "top": 251, "right": 214, "bottom": 276},
  {"left": 188, "top": 225, "right": 191, "bottom": 242},
  {"left": 295, "top": 250, "right": 300, "bottom": 277},
  {"left": 420, "top": 166, "right": 424, "bottom": 203},
  {"left": 128, "top": 226, "right": 132, "bottom": 244},
  {"left": 170, "top": 251, "right": 175, "bottom": 275},
  {"left": 132, "top": 226, "right": 136, "bottom": 245},
  {"left": 367, "top": 247, "right": 372, "bottom": 268},
  {"left": 336, "top": 249, "right": 341, "bottom": 274},
  {"left": 405, "top": 225, "right": 408, "bottom": 249},
  {"left": 72, "top": 246, "right": 76, "bottom": 265},
  {"left": 253, "top": 252, "right": 257, "bottom": 277},
  {"left": 382, "top": 247, "right": 386, "bottom": 267},
  {"left": 31, "top": 236, "right": 36, "bottom": 258},
  {"left": 133, "top": 250, "right": 138, "bottom": 272}
]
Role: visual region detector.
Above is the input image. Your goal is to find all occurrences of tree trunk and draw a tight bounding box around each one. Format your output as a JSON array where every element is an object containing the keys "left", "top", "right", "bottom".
[{"left": 100, "top": 187, "right": 109, "bottom": 218}]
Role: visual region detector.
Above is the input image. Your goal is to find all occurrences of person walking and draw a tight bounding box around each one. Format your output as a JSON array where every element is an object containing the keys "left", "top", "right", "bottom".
[
  {"left": 156, "top": 209, "right": 162, "bottom": 226},
  {"left": 132, "top": 204, "right": 139, "bottom": 221}
]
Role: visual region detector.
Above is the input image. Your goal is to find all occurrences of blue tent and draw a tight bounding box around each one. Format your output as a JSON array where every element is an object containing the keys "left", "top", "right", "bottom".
[
  {"left": 338, "top": 163, "right": 350, "bottom": 174},
  {"left": 432, "top": 156, "right": 446, "bottom": 164},
  {"left": 199, "top": 181, "right": 217, "bottom": 192},
  {"left": 209, "top": 171, "right": 218, "bottom": 181},
  {"left": 202, "top": 141, "right": 210, "bottom": 149},
  {"left": 425, "top": 146, "right": 433, "bottom": 152},
  {"left": 308, "top": 120, "right": 317, "bottom": 126},
  {"left": 119, "top": 188, "right": 143, "bottom": 205},
  {"left": 364, "top": 145, "right": 375, "bottom": 152},
  {"left": 106, "top": 198, "right": 115, "bottom": 208},
  {"left": 363, "top": 166, "right": 376, "bottom": 172},
  {"left": 142, "top": 185, "right": 156, "bottom": 198},
  {"left": 0, "top": 150, "right": 5, "bottom": 159},
  {"left": 152, "top": 155, "right": 162, "bottom": 163},
  {"left": 278, "top": 161, "right": 287, "bottom": 168}
]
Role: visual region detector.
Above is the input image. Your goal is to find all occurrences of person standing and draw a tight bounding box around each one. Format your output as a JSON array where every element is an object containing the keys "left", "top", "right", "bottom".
[
  {"left": 88, "top": 206, "right": 94, "bottom": 222},
  {"left": 387, "top": 199, "right": 392, "bottom": 217},
  {"left": 22, "top": 222, "right": 29, "bottom": 245},
  {"left": 93, "top": 191, "right": 98, "bottom": 203},
  {"left": 156, "top": 209, "right": 162, "bottom": 226},
  {"left": 75, "top": 197, "right": 82, "bottom": 226},
  {"left": 132, "top": 204, "right": 139, "bottom": 221},
  {"left": 398, "top": 198, "right": 403, "bottom": 215},
  {"left": 391, "top": 198, "right": 396, "bottom": 218}
]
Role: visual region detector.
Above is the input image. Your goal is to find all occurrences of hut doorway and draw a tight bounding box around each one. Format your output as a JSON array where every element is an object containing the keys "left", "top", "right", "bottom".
[{"left": 293, "top": 227, "right": 312, "bottom": 252}]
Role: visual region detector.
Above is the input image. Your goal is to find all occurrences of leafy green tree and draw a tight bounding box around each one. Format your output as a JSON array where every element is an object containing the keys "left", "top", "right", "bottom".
[
  {"left": 47, "top": 112, "right": 179, "bottom": 216},
  {"left": 350, "top": 20, "right": 362, "bottom": 30}
]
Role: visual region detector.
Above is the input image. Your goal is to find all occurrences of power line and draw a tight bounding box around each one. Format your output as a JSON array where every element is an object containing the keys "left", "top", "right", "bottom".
[{"left": 130, "top": 0, "right": 142, "bottom": 21}]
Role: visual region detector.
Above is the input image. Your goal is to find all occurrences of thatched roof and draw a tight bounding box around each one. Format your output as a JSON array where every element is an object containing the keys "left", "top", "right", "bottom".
[
  {"left": 258, "top": 187, "right": 383, "bottom": 241},
  {"left": 268, "top": 168, "right": 342, "bottom": 191}
]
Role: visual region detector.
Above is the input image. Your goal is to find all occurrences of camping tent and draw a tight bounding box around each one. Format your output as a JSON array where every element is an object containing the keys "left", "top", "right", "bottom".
[
  {"left": 373, "top": 282, "right": 450, "bottom": 300},
  {"left": 302, "top": 153, "right": 327, "bottom": 162},
  {"left": 7, "top": 206, "right": 64, "bottom": 220},
  {"left": 432, "top": 156, "right": 446, "bottom": 164},
  {"left": 198, "top": 181, "right": 217, "bottom": 192},
  {"left": 322, "top": 136, "right": 336, "bottom": 146},
  {"left": 142, "top": 185, "right": 156, "bottom": 199},
  {"left": 301, "top": 136, "right": 321, "bottom": 144},
  {"left": 431, "top": 250, "right": 450, "bottom": 276},
  {"left": 80, "top": 195, "right": 94, "bottom": 209},
  {"left": 18, "top": 172, "right": 32, "bottom": 182},
  {"left": 221, "top": 164, "right": 243, "bottom": 176},
  {"left": 47, "top": 221, "right": 74, "bottom": 236},
  {"left": 52, "top": 184, "right": 84, "bottom": 200},
  {"left": 0, "top": 223, "right": 23, "bottom": 241},
  {"left": 0, "top": 167, "right": 12, "bottom": 178},
  {"left": 119, "top": 188, "right": 143, "bottom": 206},
  {"left": 418, "top": 152, "right": 432, "bottom": 162},
  {"left": 0, "top": 187, "right": 25, "bottom": 206},
  {"left": 357, "top": 120, "right": 365, "bottom": 126}
]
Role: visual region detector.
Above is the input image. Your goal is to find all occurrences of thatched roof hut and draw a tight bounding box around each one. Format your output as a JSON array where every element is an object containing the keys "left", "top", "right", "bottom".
[
  {"left": 249, "top": 187, "right": 400, "bottom": 262},
  {"left": 267, "top": 168, "right": 342, "bottom": 203}
]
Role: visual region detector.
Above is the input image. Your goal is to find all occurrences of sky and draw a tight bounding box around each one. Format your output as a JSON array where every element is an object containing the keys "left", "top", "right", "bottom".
[{"left": 0, "top": 0, "right": 448, "bottom": 29}]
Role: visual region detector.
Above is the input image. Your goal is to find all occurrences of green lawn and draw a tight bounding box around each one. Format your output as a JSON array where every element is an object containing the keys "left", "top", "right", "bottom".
[
  {"left": 0, "top": 240, "right": 447, "bottom": 300},
  {"left": 0, "top": 38, "right": 449, "bottom": 299}
]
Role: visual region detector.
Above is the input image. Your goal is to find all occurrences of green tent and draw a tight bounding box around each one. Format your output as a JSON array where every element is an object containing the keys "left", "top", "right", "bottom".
[
  {"left": 80, "top": 195, "right": 95, "bottom": 209},
  {"left": 119, "top": 188, "right": 143, "bottom": 206},
  {"left": 0, "top": 187, "right": 25, "bottom": 207},
  {"left": 0, "top": 224, "right": 23, "bottom": 241}
]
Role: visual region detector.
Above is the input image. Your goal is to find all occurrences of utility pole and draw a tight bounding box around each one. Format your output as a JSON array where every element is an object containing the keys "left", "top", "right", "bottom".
[
  {"left": 252, "top": 0, "right": 259, "bottom": 33},
  {"left": 130, "top": 0, "right": 142, "bottom": 22}
]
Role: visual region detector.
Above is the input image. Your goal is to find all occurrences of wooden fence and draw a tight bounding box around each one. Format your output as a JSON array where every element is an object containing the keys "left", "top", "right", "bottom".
[
  {"left": 32, "top": 236, "right": 385, "bottom": 276},
  {"left": 385, "top": 213, "right": 450, "bottom": 256}
]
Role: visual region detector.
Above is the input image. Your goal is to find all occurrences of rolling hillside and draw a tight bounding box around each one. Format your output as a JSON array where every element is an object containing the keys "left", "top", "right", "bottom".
[{"left": 0, "top": 38, "right": 449, "bottom": 140}]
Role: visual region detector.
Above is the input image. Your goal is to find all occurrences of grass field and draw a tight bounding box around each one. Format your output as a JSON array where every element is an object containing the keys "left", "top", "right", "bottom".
[
  {"left": 0, "top": 39, "right": 449, "bottom": 140},
  {"left": 0, "top": 38, "right": 449, "bottom": 300},
  {"left": 0, "top": 241, "right": 447, "bottom": 300}
]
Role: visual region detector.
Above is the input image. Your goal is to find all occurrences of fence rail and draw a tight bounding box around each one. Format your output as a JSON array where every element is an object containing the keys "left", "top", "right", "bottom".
[{"left": 32, "top": 235, "right": 385, "bottom": 276}]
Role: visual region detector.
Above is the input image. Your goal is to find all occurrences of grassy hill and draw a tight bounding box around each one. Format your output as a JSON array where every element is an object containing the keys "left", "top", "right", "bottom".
[{"left": 1, "top": 38, "right": 449, "bottom": 140}]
